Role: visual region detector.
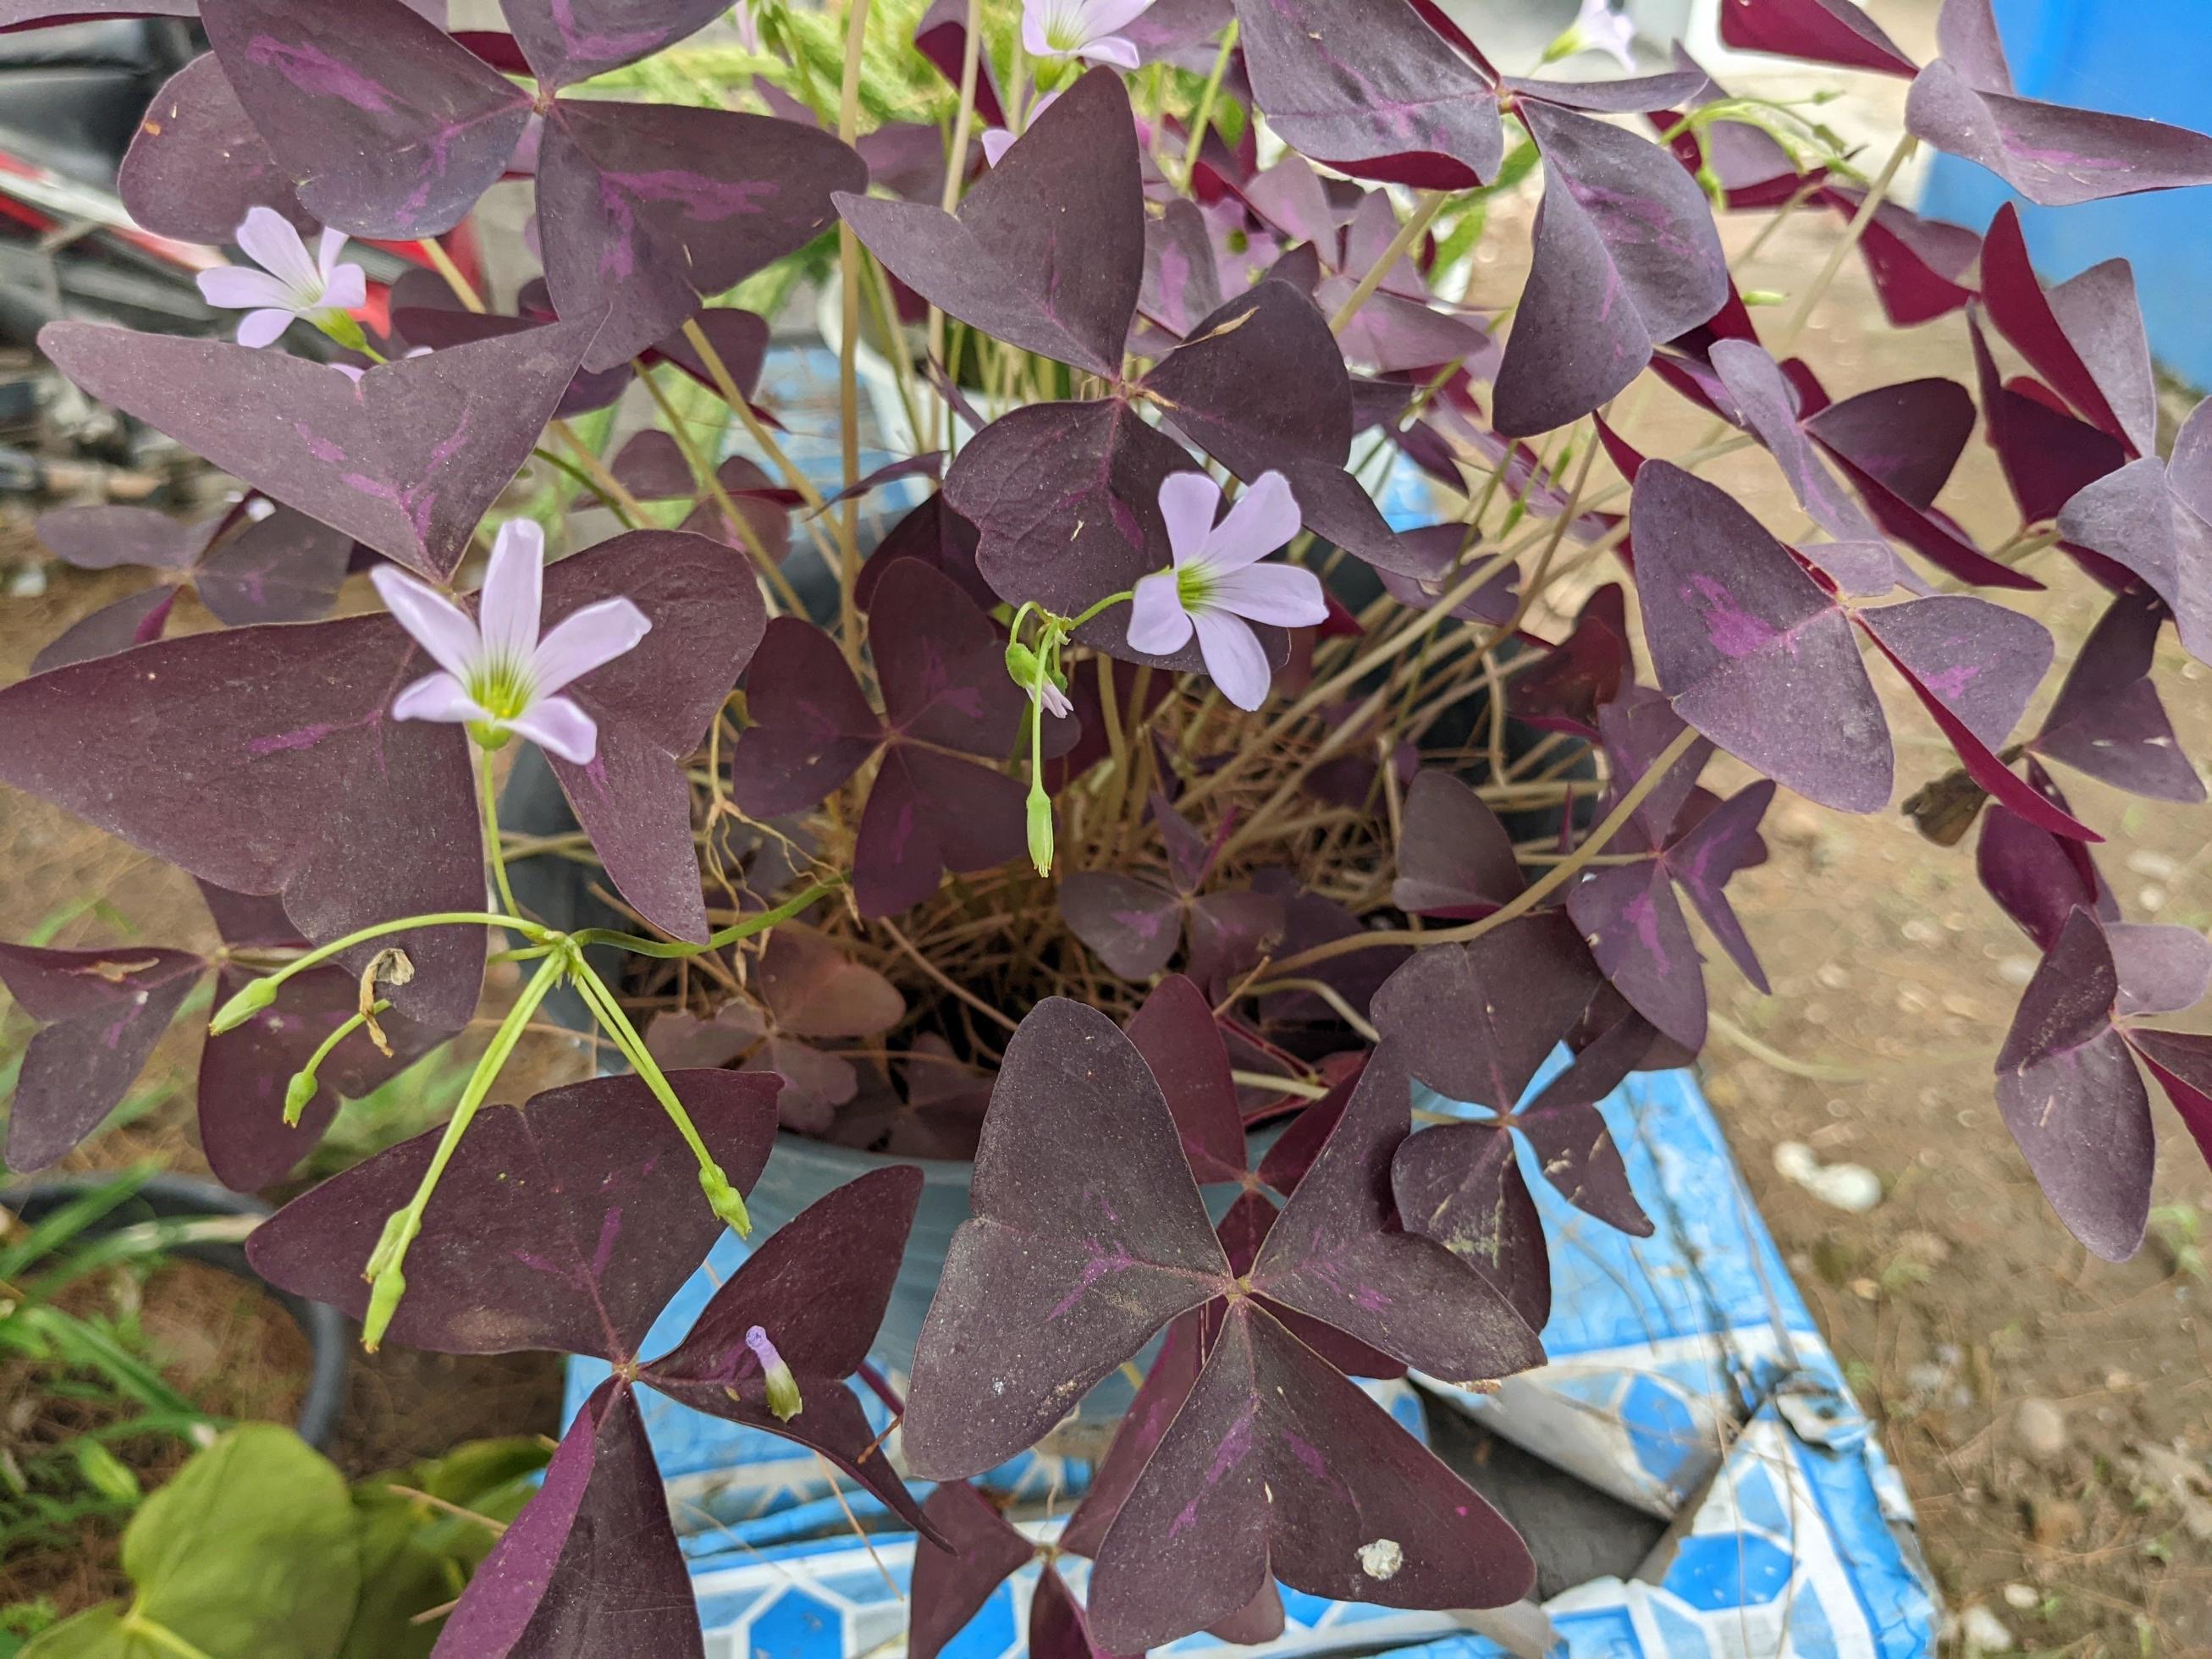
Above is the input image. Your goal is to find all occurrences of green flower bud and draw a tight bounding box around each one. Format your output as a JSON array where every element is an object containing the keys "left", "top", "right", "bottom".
[
  {"left": 746, "top": 1326, "right": 803, "bottom": 1423},
  {"left": 283, "top": 1071, "right": 318, "bottom": 1127},
  {"left": 209, "top": 974, "right": 280, "bottom": 1035},
  {"left": 362, "top": 1261, "right": 406, "bottom": 1353},
  {"left": 1005, "top": 640, "right": 1042, "bottom": 688},
  {"left": 699, "top": 1163, "right": 753, "bottom": 1237},
  {"left": 1026, "top": 785, "right": 1055, "bottom": 878}
]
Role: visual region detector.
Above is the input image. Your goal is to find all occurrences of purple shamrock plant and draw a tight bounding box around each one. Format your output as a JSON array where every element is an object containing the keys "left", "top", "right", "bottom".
[{"left": 0, "top": 0, "right": 2209, "bottom": 1649}]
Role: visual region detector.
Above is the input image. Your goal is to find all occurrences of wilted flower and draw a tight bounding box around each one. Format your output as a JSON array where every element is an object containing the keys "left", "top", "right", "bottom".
[
  {"left": 372, "top": 520, "right": 650, "bottom": 765},
  {"left": 745, "top": 1325, "right": 803, "bottom": 1421},
  {"left": 196, "top": 207, "right": 367, "bottom": 350},
  {"left": 1542, "top": 0, "right": 1636, "bottom": 74},
  {"left": 1127, "top": 471, "right": 1323, "bottom": 711},
  {"left": 1021, "top": 0, "right": 1155, "bottom": 71}
]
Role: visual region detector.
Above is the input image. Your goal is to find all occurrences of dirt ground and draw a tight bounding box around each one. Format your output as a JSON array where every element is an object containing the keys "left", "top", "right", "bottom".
[{"left": 4, "top": 7, "right": 2212, "bottom": 1653}]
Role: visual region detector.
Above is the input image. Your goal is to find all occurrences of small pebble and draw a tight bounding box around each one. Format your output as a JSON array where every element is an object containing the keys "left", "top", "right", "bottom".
[
  {"left": 1957, "top": 1605, "right": 2014, "bottom": 1653},
  {"left": 2127, "top": 850, "right": 2179, "bottom": 880},
  {"left": 1774, "top": 1140, "right": 1884, "bottom": 1213},
  {"left": 2001, "top": 1583, "right": 2038, "bottom": 1612},
  {"left": 2012, "top": 1397, "right": 2067, "bottom": 1463}
]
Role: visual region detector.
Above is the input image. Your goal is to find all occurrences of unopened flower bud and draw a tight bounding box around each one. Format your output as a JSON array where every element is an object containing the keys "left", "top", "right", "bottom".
[
  {"left": 362, "top": 1260, "right": 405, "bottom": 1353},
  {"left": 699, "top": 1163, "right": 753, "bottom": 1237},
  {"left": 209, "top": 975, "right": 279, "bottom": 1035},
  {"left": 1005, "top": 640, "right": 1041, "bottom": 687},
  {"left": 1026, "top": 785, "right": 1055, "bottom": 878},
  {"left": 284, "top": 1071, "right": 318, "bottom": 1127},
  {"left": 746, "top": 1326, "right": 803, "bottom": 1422}
]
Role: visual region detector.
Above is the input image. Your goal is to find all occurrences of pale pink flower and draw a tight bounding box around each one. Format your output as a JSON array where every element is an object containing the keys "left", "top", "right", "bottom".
[
  {"left": 1021, "top": 0, "right": 1155, "bottom": 71},
  {"left": 733, "top": 0, "right": 762, "bottom": 53},
  {"left": 372, "top": 520, "right": 650, "bottom": 765},
  {"left": 981, "top": 90, "right": 1060, "bottom": 167},
  {"left": 196, "top": 207, "right": 367, "bottom": 350},
  {"left": 1545, "top": 0, "right": 1636, "bottom": 74},
  {"left": 1127, "top": 471, "right": 1322, "bottom": 711}
]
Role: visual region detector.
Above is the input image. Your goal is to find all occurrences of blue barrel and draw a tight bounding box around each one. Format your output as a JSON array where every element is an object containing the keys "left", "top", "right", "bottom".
[{"left": 1917, "top": 0, "right": 2212, "bottom": 389}]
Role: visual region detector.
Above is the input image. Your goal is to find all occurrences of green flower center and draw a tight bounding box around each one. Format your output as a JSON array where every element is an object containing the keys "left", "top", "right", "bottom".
[
  {"left": 467, "top": 652, "right": 537, "bottom": 723},
  {"left": 1176, "top": 562, "right": 1216, "bottom": 612},
  {"left": 1044, "top": 12, "right": 1084, "bottom": 49}
]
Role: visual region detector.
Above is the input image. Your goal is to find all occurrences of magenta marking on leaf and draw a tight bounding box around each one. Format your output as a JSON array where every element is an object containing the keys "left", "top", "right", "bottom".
[
  {"left": 1920, "top": 661, "right": 1981, "bottom": 700},
  {"left": 245, "top": 34, "right": 391, "bottom": 113},
  {"left": 246, "top": 708, "right": 378, "bottom": 757},
  {"left": 605, "top": 168, "right": 778, "bottom": 221},
  {"left": 1625, "top": 889, "right": 1670, "bottom": 967},
  {"left": 1050, "top": 1239, "right": 1142, "bottom": 1319},
  {"left": 549, "top": 0, "right": 663, "bottom": 60},
  {"left": 1282, "top": 1428, "right": 1327, "bottom": 1480},
  {"left": 295, "top": 427, "right": 348, "bottom": 465},
  {"left": 1685, "top": 573, "right": 1779, "bottom": 658}
]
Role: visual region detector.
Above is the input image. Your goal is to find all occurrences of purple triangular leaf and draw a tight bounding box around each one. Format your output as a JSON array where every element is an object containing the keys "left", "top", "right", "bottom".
[
  {"left": 1389, "top": 1121, "right": 1550, "bottom": 1332},
  {"left": 195, "top": 505, "right": 355, "bottom": 626},
  {"left": 0, "top": 944, "right": 202, "bottom": 1171},
  {"left": 1981, "top": 204, "right": 2138, "bottom": 455},
  {"left": 1140, "top": 198, "right": 1227, "bottom": 341},
  {"left": 1718, "top": 0, "right": 1916, "bottom": 75},
  {"left": 1709, "top": 339, "right": 1880, "bottom": 541},
  {"left": 0, "top": 614, "right": 484, "bottom": 1030},
  {"left": 1494, "top": 104, "right": 1727, "bottom": 437},
  {"left": 913, "top": 0, "right": 1006, "bottom": 127},
  {"left": 389, "top": 308, "right": 633, "bottom": 419},
  {"left": 1058, "top": 1310, "right": 1203, "bottom": 1560},
  {"left": 1393, "top": 770, "right": 1524, "bottom": 919},
  {"left": 1631, "top": 460, "right": 1894, "bottom": 813},
  {"left": 2055, "top": 400, "right": 2212, "bottom": 665},
  {"left": 2032, "top": 587, "right": 2204, "bottom": 802},
  {"left": 1597, "top": 687, "right": 1713, "bottom": 851},
  {"left": 902, "top": 999, "right": 1232, "bottom": 1480},
  {"left": 202, "top": 0, "right": 530, "bottom": 238},
  {"left": 1664, "top": 780, "right": 1775, "bottom": 993},
  {"left": 40, "top": 319, "right": 593, "bottom": 582},
  {"left": 30, "top": 585, "right": 181, "bottom": 675},
  {"left": 1976, "top": 759, "right": 2117, "bottom": 952},
  {"left": 1085, "top": 1301, "right": 1533, "bottom": 1651},
  {"left": 1060, "top": 873, "right": 1185, "bottom": 981},
  {"left": 1517, "top": 1092, "right": 1652, "bottom": 1236},
  {"left": 248, "top": 1072, "right": 781, "bottom": 1356},
  {"left": 1503, "top": 69, "right": 1708, "bottom": 117},
  {"left": 1817, "top": 186, "right": 1978, "bottom": 327},
  {"left": 727, "top": 618, "right": 885, "bottom": 816},
  {"left": 1510, "top": 582, "right": 1632, "bottom": 738},
  {"left": 857, "top": 492, "right": 993, "bottom": 614},
  {"left": 1567, "top": 858, "right": 1707, "bottom": 1050},
  {"left": 34, "top": 504, "right": 206, "bottom": 572},
  {"left": 499, "top": 0, "right": 731, "bottom": 87},
  {"left": 541, "top": 531, "right": 767, "bottom": 943},
  {"left": 852, "top": 745, "right": 1027, "bottom": 918},
  {"left": 1249, "top": 1040, "right": 1542, "bottom": 1378},
  {"left": 1969, "top": 314, "right": 2128, "bottom": 528},
  {"left": 1142, "top": 282, "right": 1350, "bottom": 475},
  {"left": 872, "top": 559, "right": 1024, "bottom": 756},
  {"left": 908, "top": 1483, "right": 1034, "bottom": 1659},
  {"left": 758, "top": 932, "right": 903, "bottom": 1041},
  {"left": 540, "top": 98, "right": 865, "bottom": 371},
  {"left": 1125, "top": 974, "right": 1247, "bottom": 1184},
  {"left": 2044, "top": 258, "right": 2158, "bottom": 460},
  {"left": 2105, "top": 923, "right": 2212, "bottom": 1020},
  {"left": 835, "top": 69, "right": 1140, "bottom": 378},
  {"left": 118, "top": 53, "right": 308, "bottom": 243},
  {"left": 1233, "top": 0, "right": 1503, "bottom": 189},
  {"left": 2126, "top": 1028, "right": 2212, "bottom": 1176},
  {"left": 1030, "top": 1560, "right": 1124, "bottom": 1659},
  {"left": 1994, "top": 907, "right": 2151, "bottom": 1261},
  {"left": 642, "top": 1167, "right": 929, "bottom": 1529}
]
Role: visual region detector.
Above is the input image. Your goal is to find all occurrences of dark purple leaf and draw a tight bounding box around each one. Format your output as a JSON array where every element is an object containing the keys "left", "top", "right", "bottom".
[
  {"left": 1818, "top": 186, "right": 1978, "bottom": 328},
  {"left": 196, "top": 505, "right": 355, "bottom": 626},
  {"left": 1519, "top": 1059, "right": 1652, "bottom": 1234},
  {"left": 836, "top": 69, "right": 1139, "bottom": 378},
  {"left": 1718, "top": 0, "right": 1916, "bottom": 76},
  {"left": 540, "top": 99, "right": 866, "bottom": 371},
  {"left": 1140, "top": 199, "right": 1227, "bottom": 340},
  {"left": 1125, "top": 974, "right": 1247, "bottom": 1183},
  {"left": 1393, "top": 770, "right": 1523, "bottom": 919},
  {"left": 2043, "top": 256, "right": 2158, "bottom": 459},
  {"left": 389, "top": 308, "right": 633, "bottom": 419},
  {"left": 1493, "top": 104, "right": 1728, "bottom": 437},
  {"left": 2105, "top": 923, "right": 2212, "bottom": 1020},
  {"left": 642, "top": 1167, "right": 929, "bottom": 1529},
  {"left": 500, "top": 0, "right": 731, "bottom": 87},
  {"left": 1980, "top": 204, "right": 2140, "bottom": 455},
  {"left": 0, "top": 615, "right": 483, "bottom": 1029},
  {"left": 2126, "top": 1028, "right": 2212, "bottom": 1176},
  {"left": 40, "top": 319, "right": 594, "bottom": 583},
  {"left": 538, "top": 531, "right": 767, "bottom": 944},
  {"left": 1139, "top": 282, "right": 1345, "bottom": 471},
  {"left": 1390, "top": 1121, "right": 1550, "bottom": 1331},
  {"left": 1597, "top": 686, "right": 1713, "bottom": 851},
  {"left": 1060, "top": 873, "right": 1184, "bottom": 981},
  {"left": 851, "top": 745, "right": 1027, "bottom": 917},
  {"left": 2056, "top": 400, "right": 2212, "bottom": 665},
  {"left": 1029, "top": 1562, "right": 1123, "bottom": 1659},
  {"left": 646, "top": 306, "right": 771, "bottom": 402},
  {"left": 35, "top": 504, "right": 205, "bottom": 572},
  {"left": 119, "top": 52, "right": 310, "bottom": 244},
  {"left": 1970, "top": 315, "right": 2128, "bottom": 528},
  {"left": 1994, "top": 907, "right": 2150, "bottom": 1261},
  {"left": 1233, "top": 0, "right": 1503, "bottom": 189},
  {"left": 201, "top": 0, "right": 530, "bottom": 239},
  {"left": 1511, "top": 582, "right": 1632, "bottom": 738},
  {"left": 1371, "top": 912, "right": 1601, "bottom": 1109},
  {"left": 872, "top": 558, "right": 1024, "bottom": 756},
  {"left": 1908, "top": 0, "right": 2212, "bottom": 207},
  {"left": 248, "top": 1071, "right": 780, "bottom": 1355},
  {"left": 1977, "top": 760, "right": 2116, "bottom": 951},
  {"left": 902, "top": 999, "right": 1231, "bottom": 1480},
  {"left": 1631, "top": 460, "right": 1893, "bottom": 813},
  {"left": 758, "top": 931, "right": 902, "bottom": 1040},
  {"left": 1709, "top": 339, "right": 1878, "bottom": 541},
  {"left": 1567, "top": 858, "right": 1707, "bottom": 1050},
  {"left": 1058, "top": 1310, "right": 1204, "bottom": 1559},
  {"left": 913, "top": 0, "right": 1005, "bottom": 128},
  {"left": 30, "top": 587, "right": 180, "bottom": 675},
  {"left": 2032, "top": 587, "right": 2204, "bottom": 802},
  {"left": 1084, "top": 1300, "right": 1532, "bottom": 1650},
  {"left": 908, "top": 1484, "right": 1034, "bottom": 1659},
  {"left": 857, "top": 492, "right": 993, "bottom": 614},
  {"left": 0, "top": 944, "right": 202, "bottom": 1171},
  {"left": 728, "top": 618, "right": 884, "bottom": 816},
  {"left": 1665, "top": 780, "right": 1775, "bottom": 992}
]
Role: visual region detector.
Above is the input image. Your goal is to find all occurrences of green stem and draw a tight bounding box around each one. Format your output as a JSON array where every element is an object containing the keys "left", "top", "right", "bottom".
[
  {"left": 119, "top": 1611, "right": 219, "bottom": 1659},
  {"left": 361, "top": 951, "right": 567, "bottom": 1350},
  {"left": 1066, "top": 589, "right": 1134, "bottom": 632},
  {"left": 1179, "top": 20, "right": 1239, "bottom": 185},
  {"left": 284, "top": 999, "right": 389, "bottom": 1127},
  {"left": 569, "top": 959, "right": 751, "bottom": 1236},
  {"left": 571, "top": 880, "right": 840, "bottom": 959},
  {"left": 209, "top": 912, "right": 553, "bottom": 1034},
  {"left": 477, "top": 749, "right": 521, "bottom": 920}
]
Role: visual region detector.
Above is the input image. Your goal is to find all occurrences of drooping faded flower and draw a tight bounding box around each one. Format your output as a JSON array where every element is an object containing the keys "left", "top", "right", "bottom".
[
  {"left": 1020, "top": 0, "right": 1155, "bottom": 71},
  {"left": 1127, "top": 471, "right": 1323, "bottom": 711},
  {"left": 1543, "top": 0, "right": 1636, "bottom": 74},
  {"left": 195, "top": 207, "right": 367, "bottom": 350},
  {"left": 372, "top": 520, "right": 650, "bottom": 765}
]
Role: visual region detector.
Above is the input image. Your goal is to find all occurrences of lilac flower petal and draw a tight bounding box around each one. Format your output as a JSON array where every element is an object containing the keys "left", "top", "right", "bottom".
[
  {"left": 1084, "top": 0, "right": 1156, "bottom": 30},
  {"left": 1078, "top": 34, "right": 1142, "bottom": 69},
  {"left": 1208, "top": 562, "right": 1327, "bottom": 627},
  {"left": 505, "top": 696, "right": 599, "bottom": 766},
  {"left": 530, "top": 596, "right": 654, "bottom": 697},
  {"left": 1019, "top": 9, "right": 1051, "bottom": 54},
  {"left": 369, "top": 565, "right": 482, "bottom": 680},
  {"left": 392, "top": 670, "right": 491, "bottom": 725},
  {"left": 1128, "top": 570, "right": 1195, "bottom": 654},
  {"left": 1205, "top": 471, "right": 1301, "bottom": 572},
  {"left": 314, "top": 226, "right": 348, "bottom": 281},
  {"left": 234, "top": 205, "right": 317, "bottom": 292},
  {"left": 321, "top": 263, "right": 367, "bottom": 312},
  {"left": 197, "top": 266, "right": 295, "bottom": 311},
  {"left": 1159, "top": 471, "right": 1224, "bottom": 566},
  {"left": 478, "top": 519, "right": 545, "bottom": 668},
  {"left": 234, "top": 308, "right": 295, "bottom": 349},
  {"left": 980, "top": 129, "right": 1016, "bottom": 166},
  {"left": 1194, "top": 609, "right": 1272, "bottom": 708}
]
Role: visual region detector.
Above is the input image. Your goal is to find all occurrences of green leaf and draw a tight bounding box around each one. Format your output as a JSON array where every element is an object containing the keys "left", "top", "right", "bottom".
[
  {"left": 19, "top": 1606, "right": 130, "bottom": 1659},
  {"left": 121, "top": 1425, "right": 360, "bottom": 1659}
]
